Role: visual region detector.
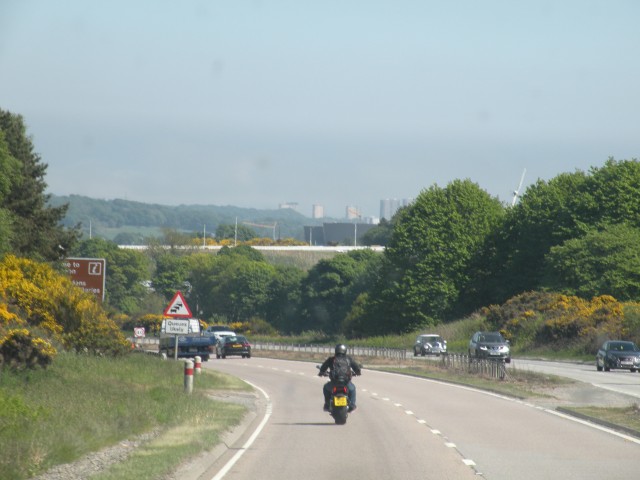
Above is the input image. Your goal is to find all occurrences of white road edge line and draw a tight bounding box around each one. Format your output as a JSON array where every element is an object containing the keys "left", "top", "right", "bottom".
[
  {"left": 371, "top": 368, "right": 640, "bottom": 444},
  {"left": 210, "top": 381, "right": 272, "bottom": 480}
]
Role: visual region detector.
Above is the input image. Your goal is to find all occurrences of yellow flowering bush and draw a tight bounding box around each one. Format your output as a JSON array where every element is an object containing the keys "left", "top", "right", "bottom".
[
  {"left": 0, "top": 303, "right": 20, "bottom": 326},
  {"left": 0, "top": 255, "right": 130, "bottom": 363},
  {"left": 133, "top": 313, "right": 164, "bottom": 335},
  {"left": 482, "top": 291, "right": 640, "bottom": 352},
  {"left": 0, "top": 329, "right": 57, "bottom": 370}
]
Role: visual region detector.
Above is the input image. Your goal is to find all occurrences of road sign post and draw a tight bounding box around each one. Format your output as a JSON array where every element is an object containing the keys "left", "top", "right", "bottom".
[{"left": 163, "top": 293, "right": 193, "bottom": 361}]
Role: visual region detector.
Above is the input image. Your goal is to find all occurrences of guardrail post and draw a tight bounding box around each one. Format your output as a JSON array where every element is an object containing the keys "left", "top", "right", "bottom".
[
  {"left": 194, "top": 356, "right": 202, "bottom": 374},
  {"left": 184, "top": 359, "right": 194, "bottom": 394}
]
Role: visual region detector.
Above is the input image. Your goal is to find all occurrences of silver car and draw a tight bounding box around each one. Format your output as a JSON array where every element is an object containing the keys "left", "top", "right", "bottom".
[
  {"left": 469, "top": 331, "right": 511, "bottom": 363},
  {"left": 413, "top": 334, "right": 447, "bottom": 356}
]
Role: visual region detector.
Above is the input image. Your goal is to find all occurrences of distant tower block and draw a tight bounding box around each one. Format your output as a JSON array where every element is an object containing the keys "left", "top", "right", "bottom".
[
  {"left": 312, "top": 204, "right": 324, "bottom": 219},
  {"left": 346, "top": 205, "right": 360, "bottom": 219}
]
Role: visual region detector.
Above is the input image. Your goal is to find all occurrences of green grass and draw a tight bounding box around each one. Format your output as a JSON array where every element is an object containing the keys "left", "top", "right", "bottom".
[
  {"left": 373, "top": 360, "right": 573, "bottom": 400},
  {"left": 562, "top": 404, "right": 640, "bottom": 434},
  {"left": 0, "top": 352, "right": 250, "bottom": 480}
]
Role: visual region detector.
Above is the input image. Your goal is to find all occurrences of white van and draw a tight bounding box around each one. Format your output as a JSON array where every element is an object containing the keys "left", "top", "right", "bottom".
[{"left": 204, "top": 325, "right": 236, "bottom": 342}]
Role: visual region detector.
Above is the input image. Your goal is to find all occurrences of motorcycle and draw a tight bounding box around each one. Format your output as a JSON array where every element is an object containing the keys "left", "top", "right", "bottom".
[{"left": 317, "top": 365, "right": 356, "bottom": 425}]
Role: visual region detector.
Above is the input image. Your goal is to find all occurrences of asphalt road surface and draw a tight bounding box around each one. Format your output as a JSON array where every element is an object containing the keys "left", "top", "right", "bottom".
[
  {"left": 513, "top": 358, "right": 640, "bottom": 399},
  {"left": 195, "top": 357, "right": 640, "bottom": 480}
]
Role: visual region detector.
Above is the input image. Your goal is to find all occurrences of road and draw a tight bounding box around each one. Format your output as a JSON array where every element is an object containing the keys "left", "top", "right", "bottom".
[
  {"left": 512, "top": 358, "right": 640, "bottom": 399},
  {"left": 196, "top": 357, "right": 640, "bottom": 480}
]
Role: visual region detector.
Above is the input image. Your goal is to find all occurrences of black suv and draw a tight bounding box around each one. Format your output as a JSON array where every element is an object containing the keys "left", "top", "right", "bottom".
[{"left": 468, "top": 331, "right": 511, "bottom": 363}]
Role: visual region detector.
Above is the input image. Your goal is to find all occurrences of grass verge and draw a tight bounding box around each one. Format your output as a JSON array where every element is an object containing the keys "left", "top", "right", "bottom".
[
  {"left": 0, "top": 352, "right": 251, "bottom": 480},
  {"left": 559, "top": 405, "right": 640, "bottom": 435}
]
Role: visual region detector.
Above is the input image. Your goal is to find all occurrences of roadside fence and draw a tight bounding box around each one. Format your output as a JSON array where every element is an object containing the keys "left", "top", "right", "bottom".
[
  {"left": 251, "top": 342, "right": 407, "bottom": 361},
  {"left": 439, "top": 353, "right": 507, "bottom": 380}
]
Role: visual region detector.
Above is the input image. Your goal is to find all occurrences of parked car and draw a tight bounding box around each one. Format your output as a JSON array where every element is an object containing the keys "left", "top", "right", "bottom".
[
  {"left": 468, "top": 331, "right": 511, "bottom": 363},
  {"left": 596, "top": 340, "right": 640, "bottom": 372},
  {"left": 413, "top": 334, "right": 447, "bottom": 356},
  {"left": 216, "top": 335, "right": 252, "bottom": 359}
]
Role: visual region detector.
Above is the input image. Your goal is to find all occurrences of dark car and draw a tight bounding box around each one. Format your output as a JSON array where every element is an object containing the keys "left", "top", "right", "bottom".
[
  {"left": 596, "top": 340, "right": 640, "bottom": 372},
  {"left": 216, "top": 335, "right": 252, "bottom": 359},
  {"left": 413, "top": 334, "right": 447, "bottom": 356},
  {"left": 468, "top": 331, "right": 511, "bottom": 363}
]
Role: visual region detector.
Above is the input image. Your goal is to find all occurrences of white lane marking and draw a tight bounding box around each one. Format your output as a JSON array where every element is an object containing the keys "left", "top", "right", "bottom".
[
  {"left": 405, "top": 410, "right": 414, "bottom": 415},
  {"left": 210, "top": 382, "right": 272, "bottom": 480},
  {"left": 547, "top": 409, "right": 640, "bottom": 445},
  {"left": 371, "top": 367, "right": 640, "bottom": 444},
  {"left": 462, "top": 459, "right": 476, "bottom": 466},
  {"left": 445, "top": 442, "right": 456, "bottom": 448}
]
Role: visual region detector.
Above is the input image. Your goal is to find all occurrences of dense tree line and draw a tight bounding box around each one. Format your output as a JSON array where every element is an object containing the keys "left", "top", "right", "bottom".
[
  {"left": 49, "top": 194, "right": 319, "bottom": 241},
  {"left": 88, "top": 158, "right": 640, "bottom": 338},
  {"left": 3, "top": 107, "right": 639, "bottom": 342}
]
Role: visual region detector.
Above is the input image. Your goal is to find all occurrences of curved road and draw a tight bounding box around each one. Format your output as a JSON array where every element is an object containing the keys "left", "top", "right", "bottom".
[
  {"left": 196, "top": 357, "right": 639, "bottom": 480},
  {"left": 513, "top": 358, "right": 640, "bottom": 399}
]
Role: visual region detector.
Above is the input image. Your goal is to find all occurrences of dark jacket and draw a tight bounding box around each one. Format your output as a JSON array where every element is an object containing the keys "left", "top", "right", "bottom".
[{"left": 319, "top": 354, "right": 362, "bottom": 378}]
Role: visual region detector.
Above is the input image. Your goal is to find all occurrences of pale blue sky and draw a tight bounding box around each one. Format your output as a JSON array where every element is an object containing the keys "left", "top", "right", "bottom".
[{"left": 1, "top": 1, "right": 639, "bottom": 218}]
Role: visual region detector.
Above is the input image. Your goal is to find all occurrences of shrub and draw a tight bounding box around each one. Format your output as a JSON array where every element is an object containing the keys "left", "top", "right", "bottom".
[
  {"left": 0, "top": 255, "right": 130, "bottom": 359},
  {"left": 0, "top": 329, "right": 57, "bottom": 370}
]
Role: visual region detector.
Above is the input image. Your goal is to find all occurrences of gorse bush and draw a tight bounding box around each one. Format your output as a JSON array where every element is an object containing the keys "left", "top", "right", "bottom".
[
  {"left": 0, "top": 329, "right": 56, "bottom": 370},
  {"left": 0, "top": 255, "right": 130, "bottom": 367},
  {"left": 481, "top": 291, "right": 640, "bottom": 353}
]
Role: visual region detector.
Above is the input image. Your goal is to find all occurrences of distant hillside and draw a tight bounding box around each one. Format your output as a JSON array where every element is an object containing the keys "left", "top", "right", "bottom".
[{"left": 50, "top": 195, "right": 324, "bottom": 242}]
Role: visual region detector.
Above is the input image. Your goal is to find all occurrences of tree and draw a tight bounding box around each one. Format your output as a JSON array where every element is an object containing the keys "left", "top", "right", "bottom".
[
  {"left": 484, "top": 159, "right": 640, "bottom": 303},
  {"left": 265, "top": 265, "right": 304, "bottom": 333},
  {"left": 365, "top": 179, "right": 505, "bottom": 334},
  {"left": 151, "top": 252, "right": 192, "bottom": 301},
  {"left": 299, "top": 249, "right": 382, "bottom": 334},
  {"left": 72, "top": 238, "right": 151, "bottom": 314},
  {"left": 0, "top": 131, "right": 19, "bottom": 255},
  {"left": 360, "top": 216, "right": 397, "bottom": 246},
  {"left": 0, "top": 109, "right": 79, "bottom": 260},
  {"left": 208, "top": 257, "right": 277, "bottom": 322},
  {"left": 542, "top": 224, "right": 640, "bottom": 301},
  {"left": 215, "top": 224, "right": 257, "bottom": 242}
]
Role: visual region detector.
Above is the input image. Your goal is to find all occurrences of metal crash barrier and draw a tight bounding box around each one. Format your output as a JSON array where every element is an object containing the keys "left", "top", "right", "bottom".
[
  {"left": 439, "top": 353, "right": 507, "bottom": 380},
  {"left": 251, "top": 342, "right": 407, "bottom": 361}
]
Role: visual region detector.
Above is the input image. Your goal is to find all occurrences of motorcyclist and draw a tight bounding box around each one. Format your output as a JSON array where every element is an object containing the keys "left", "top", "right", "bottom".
[{"left": 318, "top": 344, "right": 362, "bottom": 412}]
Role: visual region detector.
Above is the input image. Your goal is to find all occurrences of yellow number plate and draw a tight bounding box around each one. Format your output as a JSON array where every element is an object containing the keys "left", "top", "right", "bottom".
[{"left": 333, "top": 396, "right": 348, "bottom": 407}]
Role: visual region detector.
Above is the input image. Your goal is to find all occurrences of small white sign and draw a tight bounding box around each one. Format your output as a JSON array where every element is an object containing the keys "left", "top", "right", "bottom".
[
  {"left": 134, "top": 327, "right": 145, "bottom": 338},
  {"left": 164, "top": 319, "right": 190, "bottom": 335}
]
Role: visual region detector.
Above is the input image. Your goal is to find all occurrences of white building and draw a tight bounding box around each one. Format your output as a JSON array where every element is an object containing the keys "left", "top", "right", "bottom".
[{"left": 312, "top": 204, "right": 324, "bottom": 219}]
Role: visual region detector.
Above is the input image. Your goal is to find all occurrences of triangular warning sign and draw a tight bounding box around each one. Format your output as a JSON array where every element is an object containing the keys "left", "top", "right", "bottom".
[{"left": 163, "top": 291, "right": 193, "bottom": 318}]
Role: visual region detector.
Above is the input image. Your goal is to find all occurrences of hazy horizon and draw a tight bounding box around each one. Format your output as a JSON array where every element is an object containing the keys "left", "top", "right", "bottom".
[{"left": 3, "top": 1, "right": 638, "bottom": 218}]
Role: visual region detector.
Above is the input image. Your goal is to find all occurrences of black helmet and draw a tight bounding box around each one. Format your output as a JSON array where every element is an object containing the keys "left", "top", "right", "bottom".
[{"left": 335, "top": 344, "right": 347, "bottom": 356}]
